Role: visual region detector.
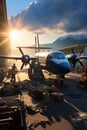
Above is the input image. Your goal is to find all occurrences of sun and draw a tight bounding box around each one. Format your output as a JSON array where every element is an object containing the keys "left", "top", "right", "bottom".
[
  {"left": 9, "top": 29, "right": 21, "bottom": 38},
  {"left": 9, "top": 29, "right": 22, "bottom": 49},
  {"left": 9, "top": 29, "right": 35, "bottom": 50}
]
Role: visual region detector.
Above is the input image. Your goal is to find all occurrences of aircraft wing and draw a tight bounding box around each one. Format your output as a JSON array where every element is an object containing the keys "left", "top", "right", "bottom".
[
  {"left": 66, "top": 54, "right": 87, "bottom": 60},
  {"left": 58, "top": 44, "right": 87, "bottom": 54},
  {"left": 0, "top": 55, "right": 36, "bottom": 60},
  {"left": 0, "top": 55, "right": 21, "bottom": 60},
  {"left": 76, "top": 56, "right": 87, "bottom": 59}
]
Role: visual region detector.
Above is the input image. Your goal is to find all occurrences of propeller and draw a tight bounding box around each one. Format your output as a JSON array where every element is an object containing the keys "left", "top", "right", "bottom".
[
  {"left": 18, "top": 47, "right": 31, "bottom": 70},
  {"left": 70, "top": 49, "right": 84, "bottom": 68}
]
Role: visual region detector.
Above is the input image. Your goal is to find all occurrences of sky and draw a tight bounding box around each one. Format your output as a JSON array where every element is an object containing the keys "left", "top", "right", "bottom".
[
  {"left": 6, "top": 0, "right": 87, "bottom": 48},
  {"left": 6, "top": 0, "right": 58, "bottom": 48},
  {"left": 6, "top": 0, "right": 33, "bottom": 18}
]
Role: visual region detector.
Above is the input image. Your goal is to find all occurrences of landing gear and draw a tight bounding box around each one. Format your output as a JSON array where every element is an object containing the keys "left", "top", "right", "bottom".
[{"left": 56, "top": 74, "right": 64, "bottom": 87}]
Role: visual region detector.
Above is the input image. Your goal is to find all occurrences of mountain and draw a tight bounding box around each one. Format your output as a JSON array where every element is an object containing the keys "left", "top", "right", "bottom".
[{"left": 40, "top": 34, "right": 87, "bottom": 50}]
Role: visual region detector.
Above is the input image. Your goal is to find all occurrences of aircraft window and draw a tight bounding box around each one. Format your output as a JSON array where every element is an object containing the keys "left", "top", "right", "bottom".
[{"left": 53, "top": 53, "right": 66, "bottom": 59}]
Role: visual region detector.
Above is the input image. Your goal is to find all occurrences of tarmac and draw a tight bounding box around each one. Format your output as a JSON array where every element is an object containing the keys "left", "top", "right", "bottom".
[{"left": 3, "top": 71, "right": 87, "bottom": 130}]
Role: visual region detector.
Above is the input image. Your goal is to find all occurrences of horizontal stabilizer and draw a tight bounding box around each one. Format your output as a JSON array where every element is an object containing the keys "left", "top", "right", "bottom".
[{"left": 17, "top": 46, "right": 52, "bottom": 49}]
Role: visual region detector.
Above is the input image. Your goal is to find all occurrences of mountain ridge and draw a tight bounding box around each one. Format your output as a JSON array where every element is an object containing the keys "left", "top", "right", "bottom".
[{"left": 40, "top": 34, "right": 87, "bottom": 50}]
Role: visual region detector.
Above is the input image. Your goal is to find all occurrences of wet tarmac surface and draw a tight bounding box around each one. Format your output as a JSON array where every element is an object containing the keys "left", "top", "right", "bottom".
[
  {"left": 21, "top": 72, "right": 87, "bottom": 130},
  {"left": 1, "top": 71, "right": 87, "bottom": 130}
]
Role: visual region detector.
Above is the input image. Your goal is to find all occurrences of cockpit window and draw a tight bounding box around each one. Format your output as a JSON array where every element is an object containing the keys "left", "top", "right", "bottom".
[{"left": 52, "top": 52, "right": 66, "bottom": 59}]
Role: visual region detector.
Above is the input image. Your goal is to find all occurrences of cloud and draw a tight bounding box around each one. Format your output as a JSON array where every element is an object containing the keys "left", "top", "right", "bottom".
[{"left": 10, "top": 0, "right": 87, "bottom": 34}]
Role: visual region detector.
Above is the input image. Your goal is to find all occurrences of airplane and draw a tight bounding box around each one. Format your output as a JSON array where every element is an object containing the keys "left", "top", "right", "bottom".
[
  {"left": 18, "top": 35, "right": 87, "bottom": 79},
  {"left": 17, "top": 35, "right": 72, "bottom": 79},
  {"left": 0, "top": 34, "right": 86, "bottom": 80}
]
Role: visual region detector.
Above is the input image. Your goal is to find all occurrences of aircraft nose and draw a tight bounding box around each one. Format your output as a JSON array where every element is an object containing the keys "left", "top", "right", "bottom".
[
  {"left": 46, "top": 59, "right": 71, "bottom": 75},
  {"left": 59, "top": 62, "right": 71, "bottom": 74}
]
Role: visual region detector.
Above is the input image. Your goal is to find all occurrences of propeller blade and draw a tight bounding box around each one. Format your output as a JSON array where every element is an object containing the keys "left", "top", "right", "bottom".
[
  {"left": 71, "top": 49, "right": 75, "bottom": 54},
  {"left": 20, "top": 63, "right": 25, "bottom": 70},
  {"left": 19, "top": 48, "right": 24, "bottom": 56},
  {"left": 72, "top": 63, "right": 76, "bottom": 68},
  {"left": 79, "top": 50, "right": 83, "bottom": 56},
  {"left": 79, "top": 60, "right": 84, "bottom": 67}
]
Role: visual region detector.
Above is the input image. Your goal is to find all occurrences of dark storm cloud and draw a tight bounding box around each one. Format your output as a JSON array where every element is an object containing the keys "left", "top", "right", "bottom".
[{"left": 11, "top": 0, "right": 87, "bottom": 33}]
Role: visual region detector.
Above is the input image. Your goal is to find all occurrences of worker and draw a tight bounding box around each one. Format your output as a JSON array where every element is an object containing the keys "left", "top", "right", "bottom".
[
  {"left": 33, "top": 63, "right": 44, "bottom": 81},
  {"left": 0, "top": 69, "right": 4, "bottom": 84},
  {"left": 80, "top": 68, "right": 87, "bottom": 86},
  {"left": 52, "top": 79, "right": 59, "bottom": 92},
  {"left": 28, "top": 60, "right": 35, "bottom": 80},
  {"left": 43, "top": 90, "right": 50, "bottom": 105},
  {"left": 81, "top": 68, "right": 87, "bottom": 81},
  {"left": 28, "top": 60, "right": 44, "bottom": 81},
  {"left": 11, "top": 63, "right": 17, "bottom": 82}
]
